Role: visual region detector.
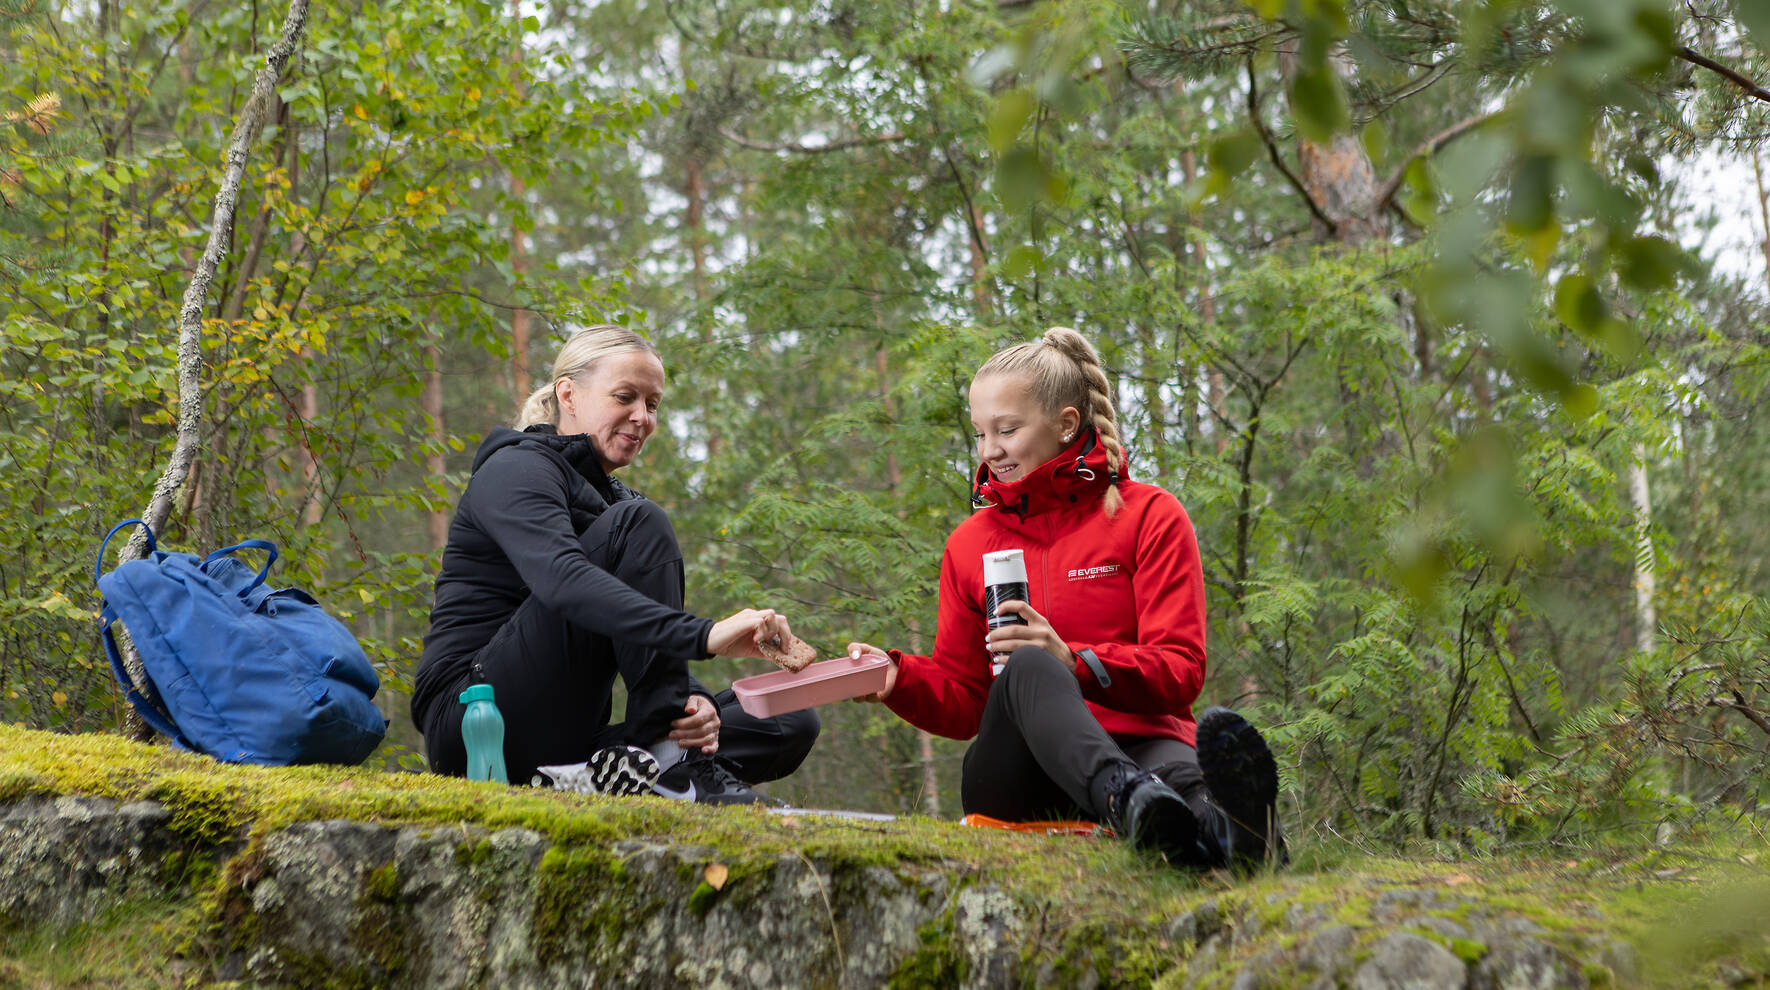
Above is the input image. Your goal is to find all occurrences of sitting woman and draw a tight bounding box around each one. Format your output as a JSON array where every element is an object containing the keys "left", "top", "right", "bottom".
[
  {"left": 851, "top": 327, "right": 1283, "bottom": 868},
  {"left": 411, "top": 324, "right": 819, "bottom": 804}
]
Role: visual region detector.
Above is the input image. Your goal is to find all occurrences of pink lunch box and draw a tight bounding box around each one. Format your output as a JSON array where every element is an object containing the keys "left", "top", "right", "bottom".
[{"left": 732, "top": 654, "right": 891, "bottom": 718}]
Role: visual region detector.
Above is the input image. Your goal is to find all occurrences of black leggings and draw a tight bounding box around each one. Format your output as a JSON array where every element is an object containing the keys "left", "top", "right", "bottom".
[
  {"left": 421, "top": 499, "right": 818, "bottom": 785},
  {"left": 960, "top": 645, "right": 1223, "bottom": 836}
]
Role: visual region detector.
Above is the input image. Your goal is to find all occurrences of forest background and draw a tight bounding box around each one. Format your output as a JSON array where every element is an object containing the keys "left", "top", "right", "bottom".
[{"left": 3, "top": 0, "right": 1769, "bottom": 854}]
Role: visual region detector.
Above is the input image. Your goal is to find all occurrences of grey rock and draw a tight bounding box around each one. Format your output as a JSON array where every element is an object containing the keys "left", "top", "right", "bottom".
[
  {"left": 1167, "top": 899, "right": 1224, "bottom": 947},
  {"left": 1352, "top": 932, "right": 1468, "bottom": 990},
  {"left": 0, "top": 795, "right": 214, "bottom": 928},
  {"left": 1296, "top": 923, "right": 1357, "bottom": 976},
  {"left": 1469, "top": 938, "right": 1588, "bottom": 990}
]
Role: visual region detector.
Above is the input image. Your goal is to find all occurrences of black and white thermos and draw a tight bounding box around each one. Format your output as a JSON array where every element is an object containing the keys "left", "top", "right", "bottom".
[{"left": 982, "top": 549, "right": 1030, "bottom": 676}]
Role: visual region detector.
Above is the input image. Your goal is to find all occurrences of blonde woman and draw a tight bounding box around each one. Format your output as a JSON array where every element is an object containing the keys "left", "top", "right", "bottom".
[{"left": 412, "top": 325, "right": 818, "bottom": 803}]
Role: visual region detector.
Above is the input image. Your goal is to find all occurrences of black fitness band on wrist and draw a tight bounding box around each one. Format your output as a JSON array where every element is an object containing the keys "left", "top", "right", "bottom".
[{"left": 1077, "top": 648, "right": 1111, "bottom": 688}]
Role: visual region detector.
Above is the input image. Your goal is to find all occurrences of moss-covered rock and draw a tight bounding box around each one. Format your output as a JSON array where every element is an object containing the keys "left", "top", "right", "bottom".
[{"left": 0, "top": 725, "right": 1765, "bottom": 988}]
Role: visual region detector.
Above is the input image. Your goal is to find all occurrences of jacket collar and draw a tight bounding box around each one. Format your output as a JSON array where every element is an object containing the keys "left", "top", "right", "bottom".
[
  {"left": 517, "top": 424, "right": 627, "bottom": 506},
  {"left": 970, "top": 428, "right": 1122, "bottom": 520}
]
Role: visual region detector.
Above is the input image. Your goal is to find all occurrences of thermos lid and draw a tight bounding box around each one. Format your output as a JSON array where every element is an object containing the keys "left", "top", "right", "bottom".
[
  {"left": 981, "top": 548, "right": 1028, "bottom": 584},
  {"left": 459, "top": 683, "right": 496, "bottom": 705}
]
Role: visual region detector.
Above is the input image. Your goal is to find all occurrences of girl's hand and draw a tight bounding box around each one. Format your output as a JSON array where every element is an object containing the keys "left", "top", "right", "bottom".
[
  {"left": 846, "top": 642, "right": 898, "bottom": 702},
  {"left": 707, "top": 608, "right": 789, "bottom": 659},
  {"left": 986, "top": 601, "right": 1069, "bottom": 662},
  {"left": 669, "top": 694, "right": 721, "bottom": 753}
]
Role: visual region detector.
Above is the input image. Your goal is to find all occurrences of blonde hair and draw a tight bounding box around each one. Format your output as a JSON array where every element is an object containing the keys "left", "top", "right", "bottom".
[
  {"left": 975, "top": 326, "right": 1126, "bottom": 517},
  {"left": 515, "top": 324, "right": 659, "bottom": 429}
]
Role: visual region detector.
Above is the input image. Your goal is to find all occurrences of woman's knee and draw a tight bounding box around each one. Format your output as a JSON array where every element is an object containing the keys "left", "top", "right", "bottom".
[
  {"left": 1001, "top": 645, "right": 1067, "bottom": 683},
  {"left": 580, "top": 498, "right": 683, "bottom": 570}
]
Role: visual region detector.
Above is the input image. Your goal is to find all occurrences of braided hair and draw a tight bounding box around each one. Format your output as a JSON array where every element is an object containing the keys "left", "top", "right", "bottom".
[
  {"left": 515, "top": 324, "right": 659, "bottom": 429},
  {"left": 974, "top": 326, "right": 1126, "bottom": 517}
]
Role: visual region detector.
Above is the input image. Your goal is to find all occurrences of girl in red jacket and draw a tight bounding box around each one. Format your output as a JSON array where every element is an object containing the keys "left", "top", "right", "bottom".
[{"left": 850, "top": 327, "right": 1282, "bottom": 869}]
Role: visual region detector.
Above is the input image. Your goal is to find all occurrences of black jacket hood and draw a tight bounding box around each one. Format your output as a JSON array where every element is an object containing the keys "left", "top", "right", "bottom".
[{"left": 472, "top": 424, "right": 631, "bottom": 508}]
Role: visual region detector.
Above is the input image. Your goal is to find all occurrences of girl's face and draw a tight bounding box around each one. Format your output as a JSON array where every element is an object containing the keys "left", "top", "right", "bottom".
[
  {"left": 556, "top": 349, "right": 665, "bottom": 472},
  {"left": 968, "top": 373, "right": 1080, "bottom": 483}
]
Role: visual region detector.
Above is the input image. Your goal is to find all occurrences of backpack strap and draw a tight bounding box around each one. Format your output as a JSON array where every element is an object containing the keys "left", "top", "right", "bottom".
[
  {"left": 97, "top": 602, "right": 188, "bottom": 747},
  {"left": 201, "top": 539, "right": 279, "bottom": 594},
  {"left": 94, "top": 518, "right": 155, "bottom": 583}
]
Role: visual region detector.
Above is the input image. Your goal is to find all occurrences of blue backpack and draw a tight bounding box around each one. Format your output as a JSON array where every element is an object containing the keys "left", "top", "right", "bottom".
[{"left": 94, "top": 519, "right": 388, "bottom": 765}]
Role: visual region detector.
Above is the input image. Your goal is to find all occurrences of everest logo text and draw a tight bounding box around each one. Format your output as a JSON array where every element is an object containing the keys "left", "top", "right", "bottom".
[{"left": 1067, "top": 564, "right": 1121, "bottom": 581}]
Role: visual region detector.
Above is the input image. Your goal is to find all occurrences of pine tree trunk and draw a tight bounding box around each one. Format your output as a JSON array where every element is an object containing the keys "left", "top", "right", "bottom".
[
  {"left": 424, "top": 342, "right": 449, "bottom": 551},
  {"left": 110, "top": 0, "right": 314, "bottom": 739}
]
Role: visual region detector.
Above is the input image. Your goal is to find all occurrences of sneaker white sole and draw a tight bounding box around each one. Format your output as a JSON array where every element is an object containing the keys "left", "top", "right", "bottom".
[{"left": 587, "top": 746, "right": 662, "bottom": 796}]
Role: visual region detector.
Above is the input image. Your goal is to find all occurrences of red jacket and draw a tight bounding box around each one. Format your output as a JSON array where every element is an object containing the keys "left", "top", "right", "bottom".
[{"left": 885, "top": 432, "right": 1208, "bottom": 745}]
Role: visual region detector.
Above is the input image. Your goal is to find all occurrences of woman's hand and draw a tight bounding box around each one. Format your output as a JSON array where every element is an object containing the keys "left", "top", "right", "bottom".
[
  {"left": 707, "top": 608, "right": 790, "bottom": 659},
  {"left": 669, "top": 694, "right": 721, "bottom": 754},
  {"left": 986, "top": 601, "right": 1069, "bottom": 663},
  {"left": 846, "top": 642, "right": 898, "bottom": 702}
]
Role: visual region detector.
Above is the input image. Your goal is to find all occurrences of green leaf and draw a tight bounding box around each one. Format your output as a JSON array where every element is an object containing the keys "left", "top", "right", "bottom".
[
  {"left": 1738, "top": 0, "right": 1770, "bottom": 50},
  {"left": 1617, "top": 235, "right": 1687, "bottom": 291},
  {"left": 1205, "top": 128, "right": 1262, "bottom": 196},
  {"left": 1553, "top": 274, "right": 1606, "bottom": 334},
  {"left": 1288, "top": 63, "right": 1351, "bottom": 142},
  {"left": 1505, "top": 154, "right": 1555, "bottom": 233},
  {"left": 995, "top": 145, "right": 1047, "bottom": 213},
  {"left": 987, "top": 90, "right": 1035, "bottom": 156}
]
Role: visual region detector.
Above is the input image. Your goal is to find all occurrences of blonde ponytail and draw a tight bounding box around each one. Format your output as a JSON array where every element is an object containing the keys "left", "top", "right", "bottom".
[
  {"left": 1041, "top": 327, "right": 1126, "bottom": 517},
  {"left": 974, "top": 325, "right": 1127, "bottom": 517},
  {"left": 513, "top": 324, "right": 659, "bottom": 429},
  {"left": 515, "top": 383, "right": 559, "bottom": 430}
]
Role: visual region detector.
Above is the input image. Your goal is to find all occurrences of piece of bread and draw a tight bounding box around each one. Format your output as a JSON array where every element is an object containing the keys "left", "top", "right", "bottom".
[{"left": 759, "top": 632, "right": 818, "bottom": 672}]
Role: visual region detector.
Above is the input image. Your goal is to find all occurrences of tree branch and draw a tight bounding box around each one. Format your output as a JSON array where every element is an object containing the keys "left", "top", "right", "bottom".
[
  {"left": 1376, "top": 111, "right": 1499, "bottom": 211},
  {"left": 1245, "top": 60, "right": 1337, "bottom": 234},
  {"left": 718, "top": 126, "right": 911, "bottom": 154},
  {"left": 108, "top": 0, "right": 312, "bottom": 739},
  {"left": 1678, "top": 45, "right": 1770, "bottom": 105}
]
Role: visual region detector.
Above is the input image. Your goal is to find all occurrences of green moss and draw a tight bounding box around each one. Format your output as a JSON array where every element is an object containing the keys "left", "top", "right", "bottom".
[
  {"left": 0, "top": 896, "right": 193, "bottom": 988},
  {"left": 889, "top": 912, "right": 969, "bottom": 988},
  {"left": 4, "top": 724, "right": 1768, "bottom": 989},
  {"left": 364, "top": 862, "right": 399, "bottom": 903},
  {"left": 1447, "top": 936, "right": 1488, "bottom": 964}
]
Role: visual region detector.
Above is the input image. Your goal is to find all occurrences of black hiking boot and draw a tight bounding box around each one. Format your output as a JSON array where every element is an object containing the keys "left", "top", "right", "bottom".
[
  {"left": 1099, "top": 763, "right": 1206, "bottom": 868},
  {"left": 652, "top": 752, "right": 775, "bottom": 806},
  {"left": 1195, "top": 707, "right": 1287, "bottom": 870}
]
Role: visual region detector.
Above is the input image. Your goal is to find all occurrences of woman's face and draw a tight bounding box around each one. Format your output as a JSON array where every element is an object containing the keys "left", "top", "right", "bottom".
[
  {"left": 968, "top": 373, "right": 1079, "bottom": 483},
  {"left": 556, "top": 349, "right": 665, "bottom": 472}
]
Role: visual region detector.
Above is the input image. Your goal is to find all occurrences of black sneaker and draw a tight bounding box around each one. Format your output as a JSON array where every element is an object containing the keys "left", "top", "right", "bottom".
[
  {"left": 1195, "top": 707, "right": 1286, "bottom": 870},
  {"left": 652, "top": 752, "right": 772, "bottom": 806},
  {"left": 1101, "top": 764, "right": 1207, "bottom": 867}
]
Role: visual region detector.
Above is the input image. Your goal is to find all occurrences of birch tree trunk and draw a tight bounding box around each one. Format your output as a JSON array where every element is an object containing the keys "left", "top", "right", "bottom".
[
  {"left": 509, "top": 0, "right": 531, "bottom": 404},
  {"left": 109, "top": 0, "right": 314, "bottom": 738},
  {"left": 1631, "top": 445, "right": 1656, "bottom": 654}
]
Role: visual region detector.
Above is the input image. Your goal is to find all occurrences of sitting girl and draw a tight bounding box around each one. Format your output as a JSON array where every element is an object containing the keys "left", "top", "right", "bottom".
[{"left": 852, "top": 327, "right": 1282, "bottom": 868}]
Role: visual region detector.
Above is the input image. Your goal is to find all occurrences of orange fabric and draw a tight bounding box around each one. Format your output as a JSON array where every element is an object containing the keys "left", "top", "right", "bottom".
[{"left": 960, "top": 813, "right": 1108, "bottom": 837}]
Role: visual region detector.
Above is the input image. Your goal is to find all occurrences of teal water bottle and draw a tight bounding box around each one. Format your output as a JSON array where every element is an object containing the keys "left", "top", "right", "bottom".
[{"left": 459, "top": 684, "right": 508, "bottom": 784}]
